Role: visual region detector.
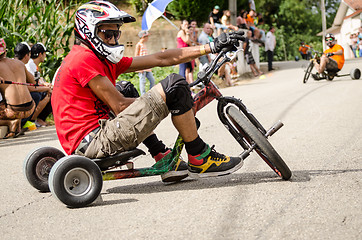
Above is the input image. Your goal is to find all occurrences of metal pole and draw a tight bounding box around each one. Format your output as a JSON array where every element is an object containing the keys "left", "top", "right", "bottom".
[
  {"left": 321, "top": 0, "right": 327, "bottom": 51},
  {"left": 160, "top": 14, "right": 179, "bottom": 30},
  {"left": 229, "top": 0, "right": 237, "bottom": 26}
]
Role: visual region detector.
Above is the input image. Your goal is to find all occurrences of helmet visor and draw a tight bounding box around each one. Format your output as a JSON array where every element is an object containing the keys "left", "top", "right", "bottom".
[{"left": 98, "top": 29, "right": 122, "bottom": 40}]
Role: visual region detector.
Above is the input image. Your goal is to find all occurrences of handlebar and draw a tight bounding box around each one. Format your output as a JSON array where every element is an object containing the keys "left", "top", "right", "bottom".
[{"left": 189, "top": 48, "right": 242, "bottom": 88}]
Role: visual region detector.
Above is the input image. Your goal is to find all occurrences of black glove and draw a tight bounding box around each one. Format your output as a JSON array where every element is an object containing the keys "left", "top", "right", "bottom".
[
  {"left": 326, "top": 52, "right": 334, "bottom": 57},
  {"left": 209, "top": 30, "right": 245, "bottom": 54}
]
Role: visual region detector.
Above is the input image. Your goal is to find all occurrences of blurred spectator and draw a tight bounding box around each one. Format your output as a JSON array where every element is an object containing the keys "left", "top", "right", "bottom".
[
  {"left": 236, "top": 10, "right": 248, "bottom": 30},
  {"left": 135, "top": 30, "right": 155, "bottom": 95},
  {"left": 208, "top": 5, "right": 228, "bottom": 36},
  {"left": 25, "top": 43, "right": 52, "bottom": 127},
  {"left": 358, "top": 27, "right": 362, "bottom": 57},
  {"left": 243, "top": 30, "right": 263, "bottom": 77},
  {"left": 221, "top": 10, "right": 239, "bottom": 31},
  {"left": 0, "top": 38, "right": 36, "bottom": 138},
  {"left": 189, "top": 20, "right": 199, "bottom": 46},
  {"left": 176, "top": 20, "right": 194, "bottom": 84},
  {"left": 218, "top": 61, "right": 234, "bottom": 86},
  {"left": 350, "top": 33, "right": 358, "bottom": 58},
  {"left": 299, "top": 41, "right": 312, "bottom": 60},
  {"left": 198, "top": 23, "right": 212, "bottom": 69},
  {"left": 245, "top": 10, "right": 262, "bottom": 42},
  {"left": 249, "top": 0, "right": 256, "bottom": 11},
  {"left": 14, "top": 42, "right": 32, "bottom": 64},
  {"left": 265, "top": 26, "right": 276, "bottom": 71}
]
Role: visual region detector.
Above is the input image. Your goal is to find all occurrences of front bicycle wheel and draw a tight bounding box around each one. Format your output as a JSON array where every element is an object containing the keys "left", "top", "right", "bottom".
[
  {"left": 226, "top": 106, "right": 292, "bottom": 180},
  {"left": 303, "top": 61, "right": 314, "bottom": 83}
]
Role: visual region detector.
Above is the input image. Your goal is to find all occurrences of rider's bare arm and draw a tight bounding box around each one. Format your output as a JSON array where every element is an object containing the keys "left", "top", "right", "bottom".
[
  {"left": 325, "top": 49, "right": 343, "bottom": 56},
  {"left": 88, "top": 75, "right": 135, "bottom": 114},
  {"left": 126, "top": 45, "right": 212, "bottom": 73}
]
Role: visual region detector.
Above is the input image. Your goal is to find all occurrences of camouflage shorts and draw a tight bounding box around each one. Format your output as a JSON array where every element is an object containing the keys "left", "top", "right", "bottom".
[
  {"left": 326, "top": 58, "right": 339, "bottom": 72},
  {"left": 81, "top": 87, "right": 169, "bottom": 159}
]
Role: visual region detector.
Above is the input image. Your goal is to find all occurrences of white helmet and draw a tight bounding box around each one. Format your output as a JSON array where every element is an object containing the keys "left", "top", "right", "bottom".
[{"left": 74, "top": 1, "right": 135, "bottom": 63}]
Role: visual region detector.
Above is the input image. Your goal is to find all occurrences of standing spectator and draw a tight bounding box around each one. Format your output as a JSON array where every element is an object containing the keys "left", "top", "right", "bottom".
[
  {"left": 299, "top": 41, "right": 312, "bottom": 60},
  {"left": 26, "top": 43, "right": 52, "bottom": 127},
  {"left": 176, "top": 20, "right": 193, "bottom": 83},
  {"left": 249, "top": 0, "right": 256, "bottom": 11},
  {"left": 208, "top": 5, "right": 228, "bottom": 36},
  {"left": 189, "top": 20, "right": 199, "bottom": 45},
  {"left": 358, "top": 27, "right": 362, "bottom": 57},
  {"left": 198, "top": 23, "right": 212, "bottom": 69},
  {"left": 135, "top": 30, "right": 155, "bottom": 95},
  {"left": 265, "top": 26, "right": 276, "bottom": 71},
  {"left": 350, "top": 33, "right": 358, "bottom": 58},
  {"left": 243, "top": 30, "right": 263, "bottom": 77}
]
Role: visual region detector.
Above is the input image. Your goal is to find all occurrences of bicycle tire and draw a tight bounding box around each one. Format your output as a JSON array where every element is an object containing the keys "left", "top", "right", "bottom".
[
  {"left": 226, "top": 106, "right": 292, "bottom": 180},
  {"left": 303, "top": 61, "right": 314, "bottom": 83}
]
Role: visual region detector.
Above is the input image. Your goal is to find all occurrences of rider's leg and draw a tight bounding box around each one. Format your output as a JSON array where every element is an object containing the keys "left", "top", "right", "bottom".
[
  {"left": 158, "top": 74, "right": 243, "bottom": 177},
  {"left": 318, "top": 55, "right": 328, "bottom": 74}
]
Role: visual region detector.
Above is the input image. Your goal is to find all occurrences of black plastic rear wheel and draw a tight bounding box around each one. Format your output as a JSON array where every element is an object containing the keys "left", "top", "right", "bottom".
[
  {"left": 23, "top": 147, "right": 65, "bottom": 192},
  {"left": 226, "top": 106, "right": 292, "bottom": 180},
  {"left": 350, "top": 68, "right": 361, "bottom": 80}
]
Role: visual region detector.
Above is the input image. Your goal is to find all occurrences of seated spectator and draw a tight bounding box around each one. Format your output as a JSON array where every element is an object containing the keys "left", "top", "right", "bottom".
[
  {"left": 0, "top": 38, "right": 36, "bottom": 138},
  {"left": 26, "top": 43, "right": 52, "bottom": 127},
  {"left": 14, "top": 42, "right": 32, "bottom": 64},
  {"left": 208, "top": 5, "right": 228, "bottom": 36},
  {"left": 245, "top": 10, "right": 261, "bottom": 41},
  {"left": 218, "top": 62, "right": 234, "bottom": 87},
  {"left": 236, "top": 10, "right": 248, "bottom": 30},
  {"left": 221, "top": 10, "right": 239, "bottom": 32}
]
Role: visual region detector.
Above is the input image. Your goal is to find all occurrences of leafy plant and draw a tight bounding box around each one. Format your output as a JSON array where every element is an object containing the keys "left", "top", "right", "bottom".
[
  {"left": 0, "top": 0, "right": 84, "bottom": 82},
  {"left": 117, "top": 65, "right": 178, "bottom": 93}
]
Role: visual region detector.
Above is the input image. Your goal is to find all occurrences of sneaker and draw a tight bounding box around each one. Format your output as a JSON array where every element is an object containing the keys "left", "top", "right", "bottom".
[
  {"left": 187, "top": 145, "right": 243, "bottom": 178},
  {"left": 22, "top": 121, "right": 37, "bottom": 131},
  {"left": 154, "top": 149, "right": 189, "bottom": 183}
]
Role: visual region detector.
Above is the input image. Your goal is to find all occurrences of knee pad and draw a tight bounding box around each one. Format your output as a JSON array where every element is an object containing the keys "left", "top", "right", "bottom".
[
  {"left": 160, "top": 73, "right": 193, "bottom": 116},
  {"left": 115, "top": 81, "right": 140, "bottom": 98}
]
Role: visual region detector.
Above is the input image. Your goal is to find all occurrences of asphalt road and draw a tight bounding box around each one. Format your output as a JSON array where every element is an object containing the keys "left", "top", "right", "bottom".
[{"left": 1, "top": 59, "right": 361, "bottom": 239}]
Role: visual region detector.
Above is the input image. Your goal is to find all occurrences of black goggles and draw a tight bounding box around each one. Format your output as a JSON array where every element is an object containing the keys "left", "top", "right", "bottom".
[
  {"left": 98, "top": 29, "right": 122, "bottom": 40},
  {"left": 325, "top": 38, "right": 334, "bottom": 42}
]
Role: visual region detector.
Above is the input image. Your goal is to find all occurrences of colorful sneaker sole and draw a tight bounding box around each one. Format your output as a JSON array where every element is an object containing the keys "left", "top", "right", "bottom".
[{"left": 188, "top": 159, "right": 244, "bottom": 179}]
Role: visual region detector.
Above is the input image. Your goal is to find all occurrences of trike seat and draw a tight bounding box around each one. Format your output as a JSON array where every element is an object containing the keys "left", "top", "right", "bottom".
[{"left": 92, "top": 148, "right": 146, "bottom": 171}]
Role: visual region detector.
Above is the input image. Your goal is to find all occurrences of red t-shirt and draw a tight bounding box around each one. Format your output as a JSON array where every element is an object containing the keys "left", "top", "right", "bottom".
[{"left": 52, "top": 45, "right": 133, "bottom": 154}]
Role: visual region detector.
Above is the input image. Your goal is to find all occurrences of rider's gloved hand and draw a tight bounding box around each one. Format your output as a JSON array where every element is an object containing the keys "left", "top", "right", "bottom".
[
  {"left": 326, "top": 52, "right": 334, "bottom": 57},
  {"left": 209, "top": 30, "right": 245, "bottom": 54}
]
